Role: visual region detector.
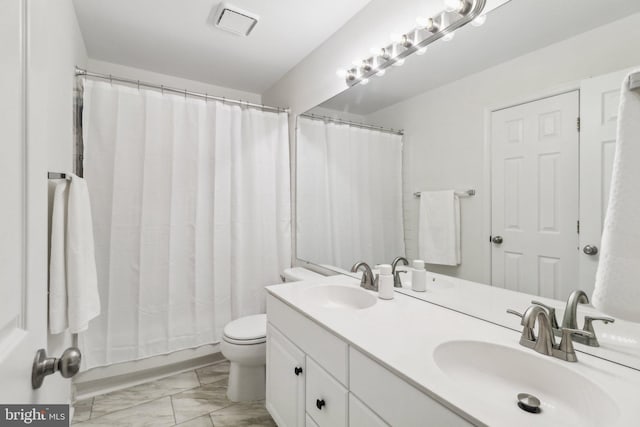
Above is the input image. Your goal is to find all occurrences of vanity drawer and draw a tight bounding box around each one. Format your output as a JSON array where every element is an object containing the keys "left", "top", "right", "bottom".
[
  {"left": 267, "top": 294, "right": 348, "bottom": 384},
  {"left": 349, "top": 393, "right": 388, "bottom": 427},
  {"left": 305, "top": 356, "right": 348, "bottom": 427},
  {"left": 349, "top": 348, "right": 472, "bottom": 427}
]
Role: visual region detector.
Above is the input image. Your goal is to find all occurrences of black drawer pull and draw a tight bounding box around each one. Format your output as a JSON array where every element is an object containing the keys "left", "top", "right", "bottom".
[
  {"left": 316, "top": 399, "right": 326, "bottom": 410},
  {"left": 294, "top": 366, "right": 303, "bottom": 376}
]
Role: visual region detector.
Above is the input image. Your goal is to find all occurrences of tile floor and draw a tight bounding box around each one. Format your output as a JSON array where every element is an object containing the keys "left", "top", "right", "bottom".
[{"left": 72, "top": 360, "right": 276, "bottom": 427}]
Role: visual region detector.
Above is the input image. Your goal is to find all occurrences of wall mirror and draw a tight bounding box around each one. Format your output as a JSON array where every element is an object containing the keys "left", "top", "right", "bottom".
[{"left": 296, "top": 0, "right": 640, "bottom": 369}]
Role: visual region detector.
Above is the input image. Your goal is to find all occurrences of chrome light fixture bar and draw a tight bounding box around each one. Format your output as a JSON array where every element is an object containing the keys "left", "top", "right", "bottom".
[{"left": 341, "top": 0, "right": 487, "bottom": 87}]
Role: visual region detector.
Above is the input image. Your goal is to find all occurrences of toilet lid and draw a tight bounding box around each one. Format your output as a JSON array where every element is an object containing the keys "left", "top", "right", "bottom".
[{"left": 223, "top": 314, "right": 267, "bottom": 341}]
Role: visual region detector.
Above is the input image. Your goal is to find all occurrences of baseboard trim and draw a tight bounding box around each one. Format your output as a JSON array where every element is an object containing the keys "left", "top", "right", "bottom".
[{"left": 74, "top": 351, "right": 225, "bottom": 400}]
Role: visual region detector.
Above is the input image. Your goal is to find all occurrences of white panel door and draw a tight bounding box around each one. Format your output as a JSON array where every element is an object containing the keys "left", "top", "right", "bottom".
[
  {"left": 0, "top": 0, "right": 49, "bottom": 403},
  {"left": 579, "top": 67, "right": 636, "bottom": 295},
  {"left": 491, "top": 91, "right": 579, "bottom": 300}
]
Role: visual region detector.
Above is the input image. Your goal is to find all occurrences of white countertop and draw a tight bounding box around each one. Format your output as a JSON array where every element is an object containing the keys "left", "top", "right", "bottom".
[
  {"left": 267, "top": 275, "right": 640, "bottom": 427},
  {"left": 393, "top": 271, "right": 640, "bottom": 369}
]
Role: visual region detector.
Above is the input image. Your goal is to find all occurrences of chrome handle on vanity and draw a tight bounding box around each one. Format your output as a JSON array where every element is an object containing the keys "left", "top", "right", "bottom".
[
  {"left": 531, "top": 300, "right": 560, "bottom": 329},
  {"left": 583, "top": 245, "right": 598, "bottom": 255},
  {"left": 492, "top": 235, "right": 504, "bottom": 244},
  {"left": 32, "top": 347, "right": 82, "bottom": 389}
]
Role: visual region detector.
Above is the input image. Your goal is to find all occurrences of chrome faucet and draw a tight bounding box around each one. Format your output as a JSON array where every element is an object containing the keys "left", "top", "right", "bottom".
[
  {"left": 351, "top": 261, "right": 379, "bottom": 291},
  {"left": 391, "top": 256, "right": 409, "bottom": 288},
  {"left": 558, "top": 290, "right": 615, "bottom": 347},
  {"left": 561, "top": 290, "right": 590, "bottom": 330},
  {"left": 510, "top": 306, "right": 555, "bottom": 356},
  {"left": 508, "top": 305, "right": 594, "bottom": 362}
]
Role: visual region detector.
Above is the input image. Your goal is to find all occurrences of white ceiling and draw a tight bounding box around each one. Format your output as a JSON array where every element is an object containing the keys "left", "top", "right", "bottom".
[
  {"left": 319, "top": 0, "right": 640, "bottom": 115},
  {"left": 73, "top": 0, "right": 372, "bottom": 93}
]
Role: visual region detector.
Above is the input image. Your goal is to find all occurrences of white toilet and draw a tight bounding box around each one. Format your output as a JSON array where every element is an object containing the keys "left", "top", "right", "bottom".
[
  {"left": 220, "top": 314, "right": 267, "bottom": 402},
  {"left": 220, "top": 268, "right": 325, "bottom": 402}
]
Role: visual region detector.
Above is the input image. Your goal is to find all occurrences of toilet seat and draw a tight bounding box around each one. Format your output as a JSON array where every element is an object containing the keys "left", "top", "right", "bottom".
[
  {"left": 223, "top": 314, "right": 266, "bottom": 346},
  {"left": 223, "top": 335, "right": 266, "bottom": 345}
]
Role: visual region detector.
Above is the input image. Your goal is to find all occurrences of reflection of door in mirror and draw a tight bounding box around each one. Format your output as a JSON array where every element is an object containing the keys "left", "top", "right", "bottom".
[
  {"left": 579, "top": 68, "right": 633, "bottom": 295},
  {"left": 490, "top": 91, "right": 579, "bottom": 301}
]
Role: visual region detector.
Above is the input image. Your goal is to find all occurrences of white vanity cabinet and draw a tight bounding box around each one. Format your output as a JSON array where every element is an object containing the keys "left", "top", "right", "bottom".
[{"left": 266, "top": 294, "right": 472, "bottom": 427}]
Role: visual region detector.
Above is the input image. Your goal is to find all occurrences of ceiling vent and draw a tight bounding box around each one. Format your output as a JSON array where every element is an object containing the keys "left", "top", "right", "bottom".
[{"left": 211, "top": 3, "right": 259, "bottom": 36}]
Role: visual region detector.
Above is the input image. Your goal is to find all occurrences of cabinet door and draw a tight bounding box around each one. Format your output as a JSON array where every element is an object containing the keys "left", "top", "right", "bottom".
[
  {"left": 349, "top": 393, "right": 388, "bottom": 427},
  {"left": 306, "top": 357, "right": 348, "bottom": 427},
  {"left": 266, "top": 323, "right": 306, "bottom": 427}
]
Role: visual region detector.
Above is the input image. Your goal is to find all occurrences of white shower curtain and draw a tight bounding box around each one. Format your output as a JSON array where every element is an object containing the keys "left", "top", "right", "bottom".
[
  {"left": 80, "top": 80, "right": 290, "bottom": 369},
  {"left": 296, "top": 116, "right": 405, "bottom": 271}
]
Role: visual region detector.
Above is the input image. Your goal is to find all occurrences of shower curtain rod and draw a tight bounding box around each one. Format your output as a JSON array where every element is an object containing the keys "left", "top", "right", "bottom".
[
  {"left": 75, "top": 67, "right": 290, "bottom": 113},
  {"left": 300, "top": 112, "right": 404, "bottom": 136}
]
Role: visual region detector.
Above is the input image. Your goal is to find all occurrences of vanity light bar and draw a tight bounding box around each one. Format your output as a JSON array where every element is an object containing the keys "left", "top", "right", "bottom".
[{"left": 340, "top": 0, "right": 487, "bottom": 87}]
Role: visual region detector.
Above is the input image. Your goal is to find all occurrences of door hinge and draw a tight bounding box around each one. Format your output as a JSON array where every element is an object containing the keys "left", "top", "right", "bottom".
[
  {"left": 576, "top": 117, "right": 581, "bottom": 132},
  {"left": 577, "top": 220, "right": 580, "bottom": 234}
]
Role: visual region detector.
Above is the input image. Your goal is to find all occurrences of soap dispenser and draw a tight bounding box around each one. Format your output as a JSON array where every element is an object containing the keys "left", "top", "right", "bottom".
[
  {"left": 378, "top": 264, "right": 394, "bottom": 300},
  {"left": 411, "top": 260, "right": 427, "bottom": 292}
]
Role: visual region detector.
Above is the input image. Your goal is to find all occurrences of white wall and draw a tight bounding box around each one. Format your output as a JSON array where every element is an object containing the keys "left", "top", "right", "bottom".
[
  {"left": 28, "top": 0, "right": 88, "bottom": 404},
  {"left": 365, "top": 13, "right": 640, "bottom": 282},
  {"left": 86, "top": 59, "right": 261, "bottom": 104},
  {"left": 263, "top": 0, "right": 439, "bottom": 267}
]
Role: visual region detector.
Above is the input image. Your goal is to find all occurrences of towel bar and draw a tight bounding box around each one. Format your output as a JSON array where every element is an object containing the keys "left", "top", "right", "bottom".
[{"left": 414, "top": 189, "right": 475, "bottom": 198}]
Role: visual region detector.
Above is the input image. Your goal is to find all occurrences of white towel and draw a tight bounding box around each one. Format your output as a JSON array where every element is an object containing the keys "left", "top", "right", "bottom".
[
  {"left": 49, "top": 180, "right": 70, "bottom": 334},
  {"left": 418, "top": 190, "right": 461, "bottom": 266},
  {"left": 592, "top": 73, "right": 640, "bottom": 322},
  {"left": 48, "top": 174, "right": 101, "bottom": 334}
]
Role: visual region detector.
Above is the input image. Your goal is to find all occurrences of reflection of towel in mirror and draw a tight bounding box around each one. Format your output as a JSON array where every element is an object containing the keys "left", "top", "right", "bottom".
[
  {"left": 49, "top": 174, "right": 101, "bottom": 334},
  {"left": 418, "top": 190, "right": 461, "bottom": 266},
  {"left": 592, "top": 74, "right": 640, "bottom": 322}
]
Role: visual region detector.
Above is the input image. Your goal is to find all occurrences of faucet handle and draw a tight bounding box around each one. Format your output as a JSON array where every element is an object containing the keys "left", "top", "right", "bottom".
[
  {"left": 506, "top": 309, "right": 523, "bottom": 318},
  {"left": 557, "top": 328, "right": 595, "bottom": 361},
  {"left": 531, "top": 300, "right": 560, "bottom": 329},
  {"left": 506, "top": 309, "right": 537, "bottom": 343},
  {"left": 583, "top": 316, "right": 615, "bottom": 333}
]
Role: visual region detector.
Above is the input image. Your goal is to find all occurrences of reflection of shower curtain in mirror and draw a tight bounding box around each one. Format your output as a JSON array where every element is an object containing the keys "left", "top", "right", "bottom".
[
  {"left": 297, "top": 116, "right": 405, "bottom": 270},
  {"left": 79, "top": 80, "right": 291, "bottom": 369}
]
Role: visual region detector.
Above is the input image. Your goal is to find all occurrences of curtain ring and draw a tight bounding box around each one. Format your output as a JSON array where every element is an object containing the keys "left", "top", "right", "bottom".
[
  {"left": 137, "top": 80, "right": 140, "bottom": 91},
  {"left": 109, "top": 74, "right": 113, "bottom": 85},
  {"left": 184, "top": 89, "right": 187, "bottom": 100},
  {"left": 161, "top": 85, "right": 164, "bottom": 95}
]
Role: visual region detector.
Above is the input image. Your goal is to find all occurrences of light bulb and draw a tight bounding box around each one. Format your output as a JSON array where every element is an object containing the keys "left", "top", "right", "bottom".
[
  {"left": 472, "top": 14, "right": 487, "bottom": 27},
  {"left": 361, "top": 78, "right": 369, "bottom": 85},
  {"left": 443, "top": 31, "right": 455, "bottom": 41},
  {"left": 336, "top": 69, "right": 347, "bottom": 78},
  {"left": 416, "top": 46, "right": 427, "bottom": 55},
  {"left": 376, "top": 69, "right": 386, "bottom": 77},
  {"left": 444, "top": 0, "right": 463, "bottom": 13}
]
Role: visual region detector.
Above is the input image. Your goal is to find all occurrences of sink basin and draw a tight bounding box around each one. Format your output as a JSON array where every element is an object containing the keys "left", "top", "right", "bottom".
[
  {"left": 304, "top": 285, "right": 376, "bottom": 310},
  {"left": 434, "top": 341, "right": 619, "bottom": 427}
]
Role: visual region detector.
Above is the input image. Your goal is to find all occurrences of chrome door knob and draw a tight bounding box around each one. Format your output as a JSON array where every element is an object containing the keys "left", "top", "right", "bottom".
[
  {"left": 32, "top": 347, "right": 82, "bottom": 389},
  {"left": 583, "top": 245, "right": 598, "bottom": 256},
  {"left": 492, "top": 235, "right": 504, "bottom": 244}
]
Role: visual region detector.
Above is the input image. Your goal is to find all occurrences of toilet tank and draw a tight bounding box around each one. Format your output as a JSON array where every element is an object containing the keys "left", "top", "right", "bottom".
[{"left": 281, "top": 267, "right": 325, "bottom": 282}]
